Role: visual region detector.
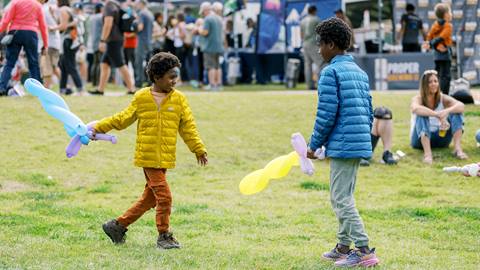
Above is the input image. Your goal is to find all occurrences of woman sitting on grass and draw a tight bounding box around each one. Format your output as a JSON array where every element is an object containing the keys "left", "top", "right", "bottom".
[{"left": 410, "top": 69, "right": 467, "bottom": 164}]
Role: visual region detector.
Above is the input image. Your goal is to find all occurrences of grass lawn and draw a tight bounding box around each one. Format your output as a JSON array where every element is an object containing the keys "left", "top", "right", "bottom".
[{"left": 0, "top": 86, "right": 479, "bottom": 269}]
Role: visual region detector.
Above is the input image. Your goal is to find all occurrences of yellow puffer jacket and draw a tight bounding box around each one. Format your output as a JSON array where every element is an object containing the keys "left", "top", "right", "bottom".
[{"left": 95, "top": 87, "right": 206, "bottom": 168}]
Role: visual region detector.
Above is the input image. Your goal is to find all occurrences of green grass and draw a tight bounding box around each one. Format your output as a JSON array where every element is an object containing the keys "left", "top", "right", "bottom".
[{"left": 0, "top": 87, "right": 479, "bottom": 269}]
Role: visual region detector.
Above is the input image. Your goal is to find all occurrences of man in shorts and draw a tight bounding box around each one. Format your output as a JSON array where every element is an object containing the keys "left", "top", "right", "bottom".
[
  {"left": 198, "top": 2, "right": 223, "bottom": 91},
  {"left": 89, "top": 0, "right": 135, "bottom": 95},
  {"left": 41, "top": 2, "right": 61, "bottom": 89}
]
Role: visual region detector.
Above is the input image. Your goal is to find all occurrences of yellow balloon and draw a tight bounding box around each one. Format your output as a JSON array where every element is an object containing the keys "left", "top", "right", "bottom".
[{"left": 239, "top": 151, "right": 300, "bottom": 195}]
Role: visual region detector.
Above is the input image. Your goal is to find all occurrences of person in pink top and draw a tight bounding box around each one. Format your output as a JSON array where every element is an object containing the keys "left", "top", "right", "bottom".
[{"left": 0, "top": 0, "right": 48, "bottom": 96}]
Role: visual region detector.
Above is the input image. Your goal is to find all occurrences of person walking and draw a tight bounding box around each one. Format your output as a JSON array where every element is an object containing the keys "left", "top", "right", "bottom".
[
  {"left": 88, "top": 3, "right": 104, "bottom": 87},
  {"left": 51, "top": 0, "right": 84, "bottom": 95},
  {"left": 197, "top": 2, "right": 224, "bottom": 90},
  {"left": 89, "top": 0, "right": 135, "bottom": 95},
  {"left": 0, "top": 0, "right": 48, "bottom": 96},
  {"left": 397, "top": 3, "right": 427, "bottom": 52},
  {"left": 40, "top": 2, "right": 61, "bottom": 89},
  {"left": 300, "top": 5, "right": 325, "bottom": 90},
  {"left": 134, "top": 0, "right": 153, "bottom": 88}
]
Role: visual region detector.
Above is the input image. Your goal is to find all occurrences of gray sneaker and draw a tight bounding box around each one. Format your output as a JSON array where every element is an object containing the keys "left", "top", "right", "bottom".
[
  {"left": 102, "top": 219, "right": 127, "bottom": 244},
  {"left": 334, "top": 248, "right": 380, "bottom": 267},
  {"left": 359, "top": 158, "right": 370, "bottom": 167},
  {"left": 322, "top": 244, "right": 351, "bottom": 261},
  {"left": 157, "top": 232, "right": 181, "bottom": 249}
]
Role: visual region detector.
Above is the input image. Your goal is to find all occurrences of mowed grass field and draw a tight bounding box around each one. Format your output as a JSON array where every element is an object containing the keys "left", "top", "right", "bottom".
[{"left": 0, "top": 87, "right": 479, "bottom": 269}]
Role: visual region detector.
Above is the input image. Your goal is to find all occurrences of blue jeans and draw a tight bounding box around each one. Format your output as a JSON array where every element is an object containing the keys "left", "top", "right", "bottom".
[
  {"left": 410, "top": 113, "right": 463, "bottom": 149},
  {"left": 0, "top": 30, "right": 41, "bottom": 93}
]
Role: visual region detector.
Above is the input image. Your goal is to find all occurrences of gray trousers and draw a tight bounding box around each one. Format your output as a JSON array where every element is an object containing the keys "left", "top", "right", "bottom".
[
  {"left": 302, "top": 43, "right": 325, "bottom": 89},
  {"left": 330, "top": 158, "right": 369, "bottom": 247},
  {"left": 134, "top": 43, "right": 150, "bottom": 88}
]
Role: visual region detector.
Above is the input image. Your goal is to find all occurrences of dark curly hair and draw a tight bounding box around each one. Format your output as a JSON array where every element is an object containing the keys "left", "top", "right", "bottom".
[
  {"left": 315, "top": 17, "right": 352, "bottom": 50},
  {"left": 146, "top": 52, "right": 181, "bottom": 82}
]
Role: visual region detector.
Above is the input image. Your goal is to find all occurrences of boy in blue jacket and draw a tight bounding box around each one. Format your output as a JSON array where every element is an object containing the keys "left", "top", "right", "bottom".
[{"left": 307, "top": 18, "right": 379, "bottom": 267}]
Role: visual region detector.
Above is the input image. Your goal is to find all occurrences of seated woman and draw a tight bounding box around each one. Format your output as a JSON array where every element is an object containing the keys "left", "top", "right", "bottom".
[{"left": 410, "top": 70, "right": 468, "bottom": 164}]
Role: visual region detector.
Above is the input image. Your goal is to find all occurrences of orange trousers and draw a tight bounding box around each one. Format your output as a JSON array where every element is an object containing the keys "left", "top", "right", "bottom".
[{"left": 117, "top": 168, "right": 172, "bottom": 233}]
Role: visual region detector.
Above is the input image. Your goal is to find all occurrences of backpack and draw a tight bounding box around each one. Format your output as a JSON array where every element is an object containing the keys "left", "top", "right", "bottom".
[
  {"left": 119, "top": 8, "right": 137, "bottom": 33},
  {"left": 449, "top": 78, "right": 474, "bottom": 104}
]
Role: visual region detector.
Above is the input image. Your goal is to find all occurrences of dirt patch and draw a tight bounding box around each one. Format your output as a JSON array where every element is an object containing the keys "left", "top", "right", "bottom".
[{"left": 0, "top": 181, "right": 30, "bottom": 193}]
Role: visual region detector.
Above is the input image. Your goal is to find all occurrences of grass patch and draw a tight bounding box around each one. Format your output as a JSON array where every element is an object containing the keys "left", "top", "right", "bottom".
[
  {"left": 464, "top": 111, "right": 480, "bottom": 117},
  {"left": 16, "top": 173, "right": 56, "bottom": 187},
  {"left": 0, "top": 90, "right": 479, "bottom": 269},
  {"left": 88, "top": 184, "right": 112, "bottom": 194},
  {"left": 300, "top": 181, "right": 329, "bottom": 191},
  {"left": 399, "top": 189, "right": 434, "bottom": 198}
]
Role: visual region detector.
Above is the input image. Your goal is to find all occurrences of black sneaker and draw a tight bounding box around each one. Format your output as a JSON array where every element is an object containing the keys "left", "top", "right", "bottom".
[
  {"left": 359, "top": 158, "right": 370, "bottom": 166},
  {"left": 382, "top": 150, "right": 397, "bottom": 165},
  {"left": 102, "top": 219, "right": 127, "bottom": 244},
  {"left": 60, "top": 88, "right": 73, "bottom": 95},
  {"left": 88, "top": 90, "right": 104, "bottom": 95},
  {"left": 157, "top": 232, "right": 181, "bottom": 249}
]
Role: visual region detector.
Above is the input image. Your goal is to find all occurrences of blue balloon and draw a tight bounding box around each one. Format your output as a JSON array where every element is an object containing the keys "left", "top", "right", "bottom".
[
  {"left": 25, "top": 79, "right": 118, "bottom": 158},
  {"left": 476, "top": 129, "right": 480, "bottom": 143},
  {"left": 24, "top": 78, "right": 89, "bottom": 140}
]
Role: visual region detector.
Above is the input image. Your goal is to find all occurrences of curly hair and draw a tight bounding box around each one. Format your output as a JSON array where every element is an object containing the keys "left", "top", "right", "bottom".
[
  {"left": 315, "top": 17, "right": 352, "bottom": 51},
  {"left": 146, "top": 52, "right": 181, "bottom": 82}
]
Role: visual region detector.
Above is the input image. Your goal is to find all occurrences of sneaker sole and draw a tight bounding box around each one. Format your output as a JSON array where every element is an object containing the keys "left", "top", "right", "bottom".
[
  {"left": 157, "top": 245, "right": 181, "bottom": 250},
  {"left": 335, "top": 257, "right": 380, "bottom": 268},
  {"left": 360, "top": 258, "right": 380, "bottom": 267}
]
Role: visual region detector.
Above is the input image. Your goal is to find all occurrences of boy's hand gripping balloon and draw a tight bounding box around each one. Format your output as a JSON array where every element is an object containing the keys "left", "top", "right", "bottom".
[
  {"left": 24, "top": 78, "right": 117, "bottom": 158},
  {"left": 239, "top": 132, "right": 324, "bottom": 195}
]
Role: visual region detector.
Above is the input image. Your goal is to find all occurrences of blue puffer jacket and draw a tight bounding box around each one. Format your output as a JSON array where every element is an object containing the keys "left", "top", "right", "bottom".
[{"left": 309, "top": 54, "right": 373, "bottom": 159}]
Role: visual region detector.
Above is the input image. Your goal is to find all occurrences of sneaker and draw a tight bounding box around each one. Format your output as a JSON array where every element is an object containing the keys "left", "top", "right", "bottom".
[
  {"left": 102, "top": 219, "right": 127, "bottom": 244},
  {"left": 359, "top": 159, "right": 370, "bottom": 167},
  {"left": 60, "top": 88, "right": 73, "bottom": 95},
  {"left": 334, "top": 248, "right": 379, "bottom": 267},
  {"left": 381, "top": 150, "right": 397, "bottom": 165},
  {"left": 157, "top": 232, "right": 181, "bottom": 249},
  {"left": 88, "top": 90, "right": 104, "bottom": 95},
  {"left": 322, "top": 244, "right": 351, "bottom": 261},
  {"left": 7, "top": 88, "right": 19, "bottom": 97}
]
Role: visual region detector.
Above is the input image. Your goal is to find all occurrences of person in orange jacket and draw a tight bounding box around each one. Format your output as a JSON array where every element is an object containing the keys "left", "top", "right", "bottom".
[
  {"left": 423, "top": 3, "right": 453, "bottom": 95},
  {"left": 93, "top": 52, "right": 208, "bottom": 249}
]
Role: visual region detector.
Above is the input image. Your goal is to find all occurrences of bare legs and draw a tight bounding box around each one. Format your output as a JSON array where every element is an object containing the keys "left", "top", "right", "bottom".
[
  {"left": 371, "top": 118, "right": 393, "bottom": 152},
  {"left": 98, "top": 64, "right": 135, "bottom": 93},
  {"left": 419, "top": 129, "right": 467, "bottom": 165},
  {"left": 420, "top": 134, "right": 433, "bottom": 164}
]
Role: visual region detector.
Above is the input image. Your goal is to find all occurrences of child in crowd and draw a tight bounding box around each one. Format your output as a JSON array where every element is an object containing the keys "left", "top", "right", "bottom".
[
  {"left": 306, "top": 18, "right": 379, "bottom": 267},
  {"left": 94, "top": 52, "right": 208, "bottom": 249},
  {"left": 424, "top": 3, "right": 452, "bottom": 95}
]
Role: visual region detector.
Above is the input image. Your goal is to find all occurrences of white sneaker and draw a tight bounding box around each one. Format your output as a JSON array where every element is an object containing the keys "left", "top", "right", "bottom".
[{"left": 7, "top": 88, "right": 19, "bottom": 97}]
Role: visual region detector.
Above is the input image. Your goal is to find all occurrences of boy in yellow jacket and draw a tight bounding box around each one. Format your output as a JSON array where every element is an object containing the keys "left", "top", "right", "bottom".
[{"left": 94, "top": 52, "right": 208, "bottom": 249}]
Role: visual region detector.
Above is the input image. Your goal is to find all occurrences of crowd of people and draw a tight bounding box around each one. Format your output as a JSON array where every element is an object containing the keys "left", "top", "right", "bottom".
[{"left": 0, "top": 0, "right": 258, "bottom": 96}]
